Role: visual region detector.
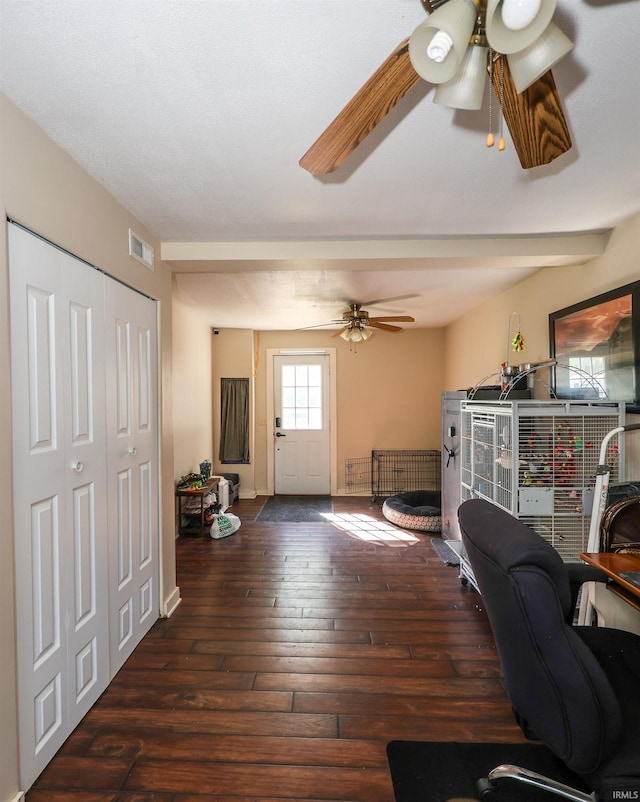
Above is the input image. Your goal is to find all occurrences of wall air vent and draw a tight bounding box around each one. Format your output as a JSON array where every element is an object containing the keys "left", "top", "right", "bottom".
[{"left": 128, "top": 229, "right": 154, "bottom": 270}]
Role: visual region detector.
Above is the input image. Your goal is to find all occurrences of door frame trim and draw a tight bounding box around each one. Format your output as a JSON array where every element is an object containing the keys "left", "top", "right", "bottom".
[{"left": 266, "top": 348, "right": 337, "bottom": 496}]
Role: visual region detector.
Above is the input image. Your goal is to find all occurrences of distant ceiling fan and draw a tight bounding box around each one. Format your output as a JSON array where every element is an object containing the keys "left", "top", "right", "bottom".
[
  {"left": 333, "top": 302, "right": 416, "bottom": 343},
  {"left": 299, "top": 0, "right": 574, "bottom": 174}
]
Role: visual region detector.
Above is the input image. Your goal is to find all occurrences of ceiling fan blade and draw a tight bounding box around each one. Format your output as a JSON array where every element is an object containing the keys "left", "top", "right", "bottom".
[
  {"left": 493, "top": 59, "right": 572, "bottom": 169},
  {"left": 296, "top": 322, "right": 342, "bottom": 330},
  {"left": 368, "top": 321, "right": 403, "bottom": 332},
  {"left": 369, "top": 316, "right": 415, "bottom": 323},
  {"left": 299, "top": 38, "right": 420, "bottom": 175},
  {"left": 360, "top": 294, "right": 420, "bottom": 307}
]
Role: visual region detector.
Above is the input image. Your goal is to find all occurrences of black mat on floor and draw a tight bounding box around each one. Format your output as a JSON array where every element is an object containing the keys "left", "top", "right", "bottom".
[
  {"left": 386, "top": 740, "right": 590, "bottom": 802},
  {"left": 256, "top": 495, "right": 333, "bottom": 522},
  {"left": 430, "top": 537, "right": 460, "bottom": 565}
]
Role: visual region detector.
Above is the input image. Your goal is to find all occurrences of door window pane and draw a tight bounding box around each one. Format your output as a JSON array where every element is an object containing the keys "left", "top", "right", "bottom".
[{"left": 281, "top": 362, "right": 323, "bottom": 430}]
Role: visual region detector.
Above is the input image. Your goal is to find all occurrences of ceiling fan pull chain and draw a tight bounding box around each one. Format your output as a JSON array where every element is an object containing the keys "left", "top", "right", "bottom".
[
  {"left": 498, "top": 54, "right": 506, "bottom": 152},
  {"left": 486, "top": 48, "right": 495, "bottom": 148}
]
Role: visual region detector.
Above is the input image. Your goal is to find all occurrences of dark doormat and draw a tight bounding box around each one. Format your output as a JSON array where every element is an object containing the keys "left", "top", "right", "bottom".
[
  {"left": 430, "top": 537, "right": 460, "bottom": 566},
  {"left": 256, "top": 495, "right": 333, "bottom": 522},
  {"left": 386, "top": 740, "right": 590, "bottom": 802}
]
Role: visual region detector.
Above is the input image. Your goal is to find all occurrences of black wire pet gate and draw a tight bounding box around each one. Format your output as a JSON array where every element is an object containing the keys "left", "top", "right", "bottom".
[{"left": 345, "top": 449, "right": 441, "bottom": 500}]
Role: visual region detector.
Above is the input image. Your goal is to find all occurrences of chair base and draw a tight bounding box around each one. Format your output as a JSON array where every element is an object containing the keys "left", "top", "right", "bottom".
[{"left": 479, "top": 764, "right": 597, "bottom": 802}]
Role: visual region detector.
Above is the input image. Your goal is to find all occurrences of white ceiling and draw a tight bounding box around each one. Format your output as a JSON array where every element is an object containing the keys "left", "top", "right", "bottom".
[{"left": 1, "top": 0, "right": 639, "bottom": 330}]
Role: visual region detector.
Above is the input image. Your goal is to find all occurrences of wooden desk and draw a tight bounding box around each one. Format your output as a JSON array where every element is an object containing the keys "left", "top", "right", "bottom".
[{"left": 580, "top": 551, "right": 640, "bottom": 612}]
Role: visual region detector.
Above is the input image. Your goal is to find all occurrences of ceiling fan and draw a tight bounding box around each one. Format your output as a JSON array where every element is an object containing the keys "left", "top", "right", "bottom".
[
  {"left": 333, "top": 302, "right": 416, "bottom": 342},
  {"left": 299, "top": 0, "right": 574, "bottom": 174}
]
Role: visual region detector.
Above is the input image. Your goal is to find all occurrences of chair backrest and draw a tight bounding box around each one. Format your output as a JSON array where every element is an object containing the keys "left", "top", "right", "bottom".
[
  {"left": 600, "top": 496, "right": 640, "bottom": 552},
  {"left": 458, "top": 499, "right": 623, "bottom": 775}
]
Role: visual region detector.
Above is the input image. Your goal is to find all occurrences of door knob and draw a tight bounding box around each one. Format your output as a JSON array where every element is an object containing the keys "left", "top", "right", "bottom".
[
  {"left": 275, "top": 432, "right": 286, "bottom": 437},
  {"left": 72, "top": 461, "right": 84, "bottom": 473},
  {"left": 129, "top": 447, "right": 137, "bottom": 455}
]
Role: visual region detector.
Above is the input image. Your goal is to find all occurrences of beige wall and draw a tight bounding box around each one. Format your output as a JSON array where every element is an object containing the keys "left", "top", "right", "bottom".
[
  {"left": 444, "top": 213, "right": 640, "bottom": 392},
  {"left": 252, "top": 328, "right": 445, "bottom": 494},
  {"left": 173, "top": 321, "right": 445, "bottom": 499},
  {"left": 172, "top": 285, "right": 214, "bottom": 478},
  {"left": 444, "top": 211, "right": 640, "bottom": 475},
  {"left": 0, "top": 93, "right": 177, "bottom": 801}
]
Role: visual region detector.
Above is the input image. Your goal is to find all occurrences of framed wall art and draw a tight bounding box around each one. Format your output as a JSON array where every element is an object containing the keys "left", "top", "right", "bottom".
[{"left": 549, "top": 280, "right": 640, "bottom": 413}]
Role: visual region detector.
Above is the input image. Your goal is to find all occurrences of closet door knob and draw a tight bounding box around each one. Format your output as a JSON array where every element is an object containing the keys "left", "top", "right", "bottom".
[
  {"left": 129, "top": 447, "right": 137, "bottom": 455},
  {"left": 73, "top": 461, "right": 84, "bottom": 473}
]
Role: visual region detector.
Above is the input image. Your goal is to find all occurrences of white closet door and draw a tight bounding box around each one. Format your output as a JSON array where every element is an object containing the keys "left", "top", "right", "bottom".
[
  {"left": 105, "top": 278, "right": 159, "bottom": 673},
  {"left": 9, "top": 224, "right": 110, "bottom": 788}
]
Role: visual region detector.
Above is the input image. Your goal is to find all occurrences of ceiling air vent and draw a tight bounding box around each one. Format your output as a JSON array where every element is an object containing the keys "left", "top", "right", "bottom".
[{"left": 128, "top": 229, "right": 154, "bottom": 270}]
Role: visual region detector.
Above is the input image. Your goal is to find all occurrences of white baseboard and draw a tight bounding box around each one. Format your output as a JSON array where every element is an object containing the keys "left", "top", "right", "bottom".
[
  {"left": 10, "top": 792, "right": 26, "bottom": 802},
  {"left": 162, "top": 587, "right": 182, "bottom": 618}
]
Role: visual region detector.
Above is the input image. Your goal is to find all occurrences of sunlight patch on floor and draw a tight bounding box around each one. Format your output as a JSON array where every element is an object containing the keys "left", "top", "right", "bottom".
[{"left": 320, "top": 512, "right": 420, "bottom": 547}]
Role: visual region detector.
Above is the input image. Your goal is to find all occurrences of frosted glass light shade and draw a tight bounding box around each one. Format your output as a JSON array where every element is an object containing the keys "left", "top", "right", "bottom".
[
  {"left": 507, "top": 22, "right": 573, "bottom": 92},
  {"left": 409, "top": 0, "right": 477, "bottom": 84},
  {"left": 486, "top": 0, "right": 556, "bottom": 54},
  {"left": 434, "top": 43, "right": 489, "bottom": 110},
  {"left": 341, "top": 326, "right": 372, "bottom": 342},
  {"left": 502, "top": 0, "right": 542, "bottom": 31}
]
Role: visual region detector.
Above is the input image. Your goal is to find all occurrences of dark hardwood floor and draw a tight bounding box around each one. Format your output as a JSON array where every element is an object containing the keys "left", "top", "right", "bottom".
[{"left": 26, "top": 496, "right": 524, "bottom": 801}]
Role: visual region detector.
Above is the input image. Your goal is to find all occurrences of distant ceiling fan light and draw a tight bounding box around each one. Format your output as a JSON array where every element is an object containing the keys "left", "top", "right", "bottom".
[
  {"left": 507, "top": 21, "right": 573, "bottom": 93},
  {"left": 409, "top": 0, "right": 477, "bottom": 84},
  {"left": 360, "top": 327, "right": 373, "bottom": 341},
  {"left": 485, "top": 0, "right": 556, "bottom": 54},
  {"left": 434, "top": 42, "right": 488, "bottom": 110}
]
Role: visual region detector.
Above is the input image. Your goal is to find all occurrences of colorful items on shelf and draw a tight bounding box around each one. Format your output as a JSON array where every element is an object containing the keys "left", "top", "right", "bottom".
[
  {"left": 518, "top": 422, "right": 603, "bottom": 488},
  {"left": 177, "top": 472, "right": 205, "bottom": 490}
]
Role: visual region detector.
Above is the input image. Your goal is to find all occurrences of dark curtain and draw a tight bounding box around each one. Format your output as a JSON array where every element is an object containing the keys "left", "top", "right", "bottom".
[{"left": 219, "top": 378, "right": 250, "bottom": 463}]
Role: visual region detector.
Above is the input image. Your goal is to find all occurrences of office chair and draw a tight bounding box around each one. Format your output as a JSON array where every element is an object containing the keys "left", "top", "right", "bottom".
[{"left": 458, "top": 499, "right": 640, "bottom": 802}]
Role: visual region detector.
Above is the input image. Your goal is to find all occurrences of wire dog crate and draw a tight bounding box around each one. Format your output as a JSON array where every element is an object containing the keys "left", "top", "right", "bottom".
[{"left": 345, "top": 449, "right": 441, "bottom": 500}]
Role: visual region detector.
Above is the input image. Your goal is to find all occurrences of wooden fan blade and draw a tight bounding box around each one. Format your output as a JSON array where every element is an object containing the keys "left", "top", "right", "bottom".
[
  {"left": 368, "top": 321, "right": 403, "bottom": 332},
  {"left": 493, "top": 59, "right": 572, "bottom": 169},
  {"left": 299, "top": 38, "right": 421, "bottom": 175},
  {"left": 369, "top": 316, "right": 415, "bottom": 323}
]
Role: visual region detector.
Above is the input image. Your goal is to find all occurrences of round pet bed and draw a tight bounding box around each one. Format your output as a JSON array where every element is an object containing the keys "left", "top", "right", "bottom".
[{"left": 382, "top": 490, "right": 442, "bottom": 532}]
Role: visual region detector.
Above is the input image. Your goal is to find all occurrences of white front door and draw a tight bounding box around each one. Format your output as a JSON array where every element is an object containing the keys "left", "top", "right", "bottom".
[
  {"left": 105, "top": 279, "right": 159, "bottom": 673},
  {"left": 273, "top": 354, "right": 330, "bottom": 494},
  {"left": 9, "top": 224, "right": 110, "bottom": 788}
]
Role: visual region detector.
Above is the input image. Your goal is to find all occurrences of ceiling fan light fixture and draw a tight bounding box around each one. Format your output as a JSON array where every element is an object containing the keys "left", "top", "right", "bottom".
[
  {"left": 434, "top": 40, "right": 488, "bottom": 110},
  {"left": 339, "top": 324, "right": 373, "bottom": 343},
  {"left": 485, "top": 0, "right": 556, "bottom": 54},
  {"left": 507, "top": 21, "right": 573, "bottom": 93},
  {"left": 409, "top": 0, "right": 478, "bottom": 84}
]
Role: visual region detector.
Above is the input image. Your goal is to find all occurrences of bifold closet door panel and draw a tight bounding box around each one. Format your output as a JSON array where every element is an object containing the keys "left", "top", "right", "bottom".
[
  {"left": 9, "top": 224, "right": 110, "bottom": 789},
  {"left": 105, "top": 278, "right": 159, "bottom": 674}
]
